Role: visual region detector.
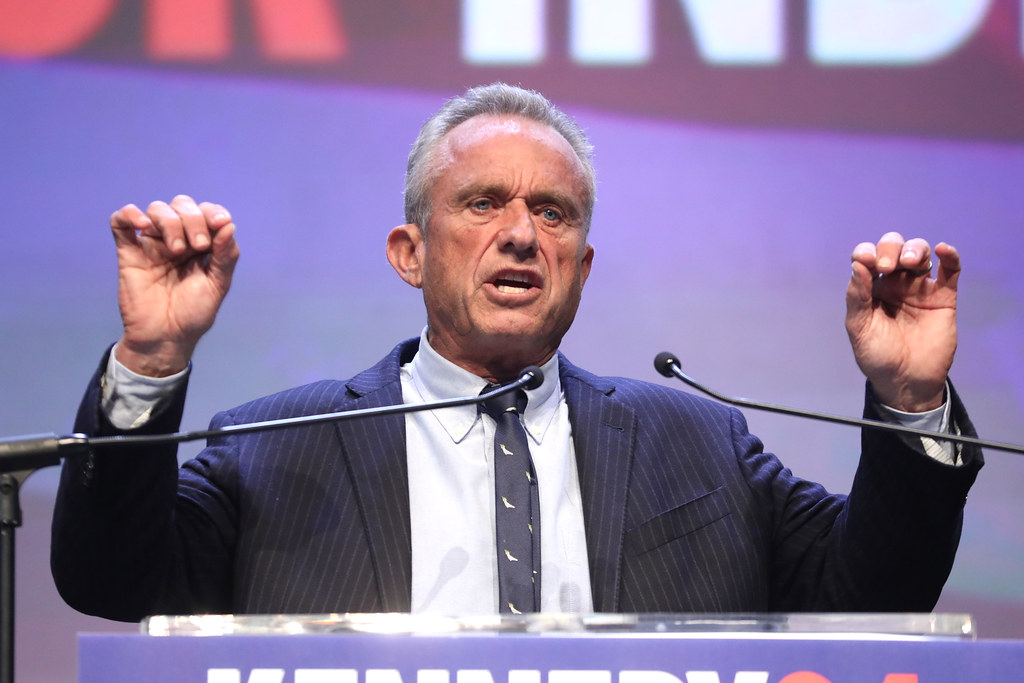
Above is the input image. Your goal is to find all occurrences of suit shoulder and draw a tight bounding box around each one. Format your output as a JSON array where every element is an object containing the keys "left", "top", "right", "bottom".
[
  {"left": 563, "top": 364, "right": 738, "bottom": 424},
  {"left": 211, "top": 338, "right": 416, "bottom": 426}
]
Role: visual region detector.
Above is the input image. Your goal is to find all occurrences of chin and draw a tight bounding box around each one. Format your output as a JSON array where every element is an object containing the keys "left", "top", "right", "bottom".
[{"left": 479, "top": 325, "right": 561, "bottom": 358}]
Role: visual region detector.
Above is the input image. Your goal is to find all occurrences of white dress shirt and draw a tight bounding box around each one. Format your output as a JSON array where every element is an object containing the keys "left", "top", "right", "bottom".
[{"left": 402, "top": 330, "right": 593, "bottom": 613}]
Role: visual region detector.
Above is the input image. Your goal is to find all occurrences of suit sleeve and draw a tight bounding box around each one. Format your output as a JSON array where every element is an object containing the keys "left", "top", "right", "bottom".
[
  {"left": 50, "top": 348, "right": 238, "bottom": 621},
  {"left": 751, "top": 381, "right": 982, "bottom": 611}
]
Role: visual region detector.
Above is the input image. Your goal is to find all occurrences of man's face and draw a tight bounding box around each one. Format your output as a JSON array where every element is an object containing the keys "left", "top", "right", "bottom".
[{"left": 408, "top": 115, "right": 594, "bottom": 379}]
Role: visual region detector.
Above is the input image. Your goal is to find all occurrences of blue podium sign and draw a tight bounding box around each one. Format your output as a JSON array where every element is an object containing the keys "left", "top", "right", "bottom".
[{"left": 78, "top": 616, "right": 1024, "bottom": 683}]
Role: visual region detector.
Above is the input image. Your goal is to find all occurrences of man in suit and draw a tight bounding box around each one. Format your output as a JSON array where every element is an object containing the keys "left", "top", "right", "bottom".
[{"left": 51, "top": 83, "right": 981, "bottom": 621}]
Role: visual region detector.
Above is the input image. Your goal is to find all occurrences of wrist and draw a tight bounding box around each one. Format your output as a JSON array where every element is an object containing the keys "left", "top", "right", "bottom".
[
  {"left": 114, "top": 337, "right": 195, "bottom": 378},
  {"left": 871, "top": 381, "right": 946, "bottom": 414}
]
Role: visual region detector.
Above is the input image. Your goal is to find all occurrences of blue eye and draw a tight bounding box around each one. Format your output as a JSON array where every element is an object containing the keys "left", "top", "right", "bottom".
[
  {"left": 471, "top": 198, "right": 493, "bottom": 212},
  {"left": 541, "top": 207, "right": 562, "bottom": 222}
]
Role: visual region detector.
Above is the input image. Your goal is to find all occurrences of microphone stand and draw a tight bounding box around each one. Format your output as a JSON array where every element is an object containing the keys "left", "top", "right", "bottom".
[
  {"left": 0, "top": 366, "right": 543, "bottom": 683},
  {"left": 0, "top": 450, "right": 59, "bottom": 683},
  {"left": 654, "top": 352, "right": 1024, "bottom": 455}
]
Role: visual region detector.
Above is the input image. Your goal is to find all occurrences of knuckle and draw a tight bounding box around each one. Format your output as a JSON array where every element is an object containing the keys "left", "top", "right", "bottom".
[{"left": 170, "top": 196, "right": 203, "bottom": 220}]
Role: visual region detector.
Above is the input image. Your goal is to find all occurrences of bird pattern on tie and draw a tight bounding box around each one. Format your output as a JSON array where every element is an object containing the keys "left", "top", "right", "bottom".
[{"left": 482, "top": 385, "right": 541, "bottom": 614}]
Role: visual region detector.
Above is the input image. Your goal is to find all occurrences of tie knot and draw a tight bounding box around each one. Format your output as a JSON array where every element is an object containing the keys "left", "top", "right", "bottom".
[{"left": 480, "top": 384, "right": 528, "bottom": 422}]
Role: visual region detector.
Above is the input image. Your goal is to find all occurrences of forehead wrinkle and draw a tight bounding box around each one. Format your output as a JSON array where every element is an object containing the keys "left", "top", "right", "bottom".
[
  {"left": 451, "top": 181, "right": 504, "bottom": 205},
  {"left": 432, "top": 115, "right": 589, "bottom": 221}
]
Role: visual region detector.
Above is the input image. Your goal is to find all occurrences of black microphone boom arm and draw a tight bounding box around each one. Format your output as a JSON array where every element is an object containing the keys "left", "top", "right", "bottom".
[
  {"left": 654, "top": 351, "right": 1023, "bottom": 456},
  {"left": 0, "top": 366, "right": 545, "bottom": 472}
]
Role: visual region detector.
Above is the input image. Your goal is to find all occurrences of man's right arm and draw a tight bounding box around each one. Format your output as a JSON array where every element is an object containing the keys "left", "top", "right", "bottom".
[
  {"left": 51, "top": 345, "right": 194, "bottom": 620},
  {"left": 50, "top": 196, "right": 240, "bottom": 620}
]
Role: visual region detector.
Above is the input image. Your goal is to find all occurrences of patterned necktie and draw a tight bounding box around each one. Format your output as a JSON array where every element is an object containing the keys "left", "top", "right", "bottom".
[{"left": 481, "top": 386, "right": 541, "bottom": 614}]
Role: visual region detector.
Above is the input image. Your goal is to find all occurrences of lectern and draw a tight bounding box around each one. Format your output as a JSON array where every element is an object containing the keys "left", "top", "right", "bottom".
[{"left": 78, "top": 613, "right": 1024, "bottom": 683}]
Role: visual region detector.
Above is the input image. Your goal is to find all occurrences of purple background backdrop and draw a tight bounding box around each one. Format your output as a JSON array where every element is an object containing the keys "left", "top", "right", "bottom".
[{"left": 2, "top": 2, "right": 1023, "bottom": 680}]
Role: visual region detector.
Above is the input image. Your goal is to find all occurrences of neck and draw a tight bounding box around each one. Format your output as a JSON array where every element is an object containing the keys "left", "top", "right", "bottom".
[{"left": 425, "top": 330, "right": 555, "bottom": 385}]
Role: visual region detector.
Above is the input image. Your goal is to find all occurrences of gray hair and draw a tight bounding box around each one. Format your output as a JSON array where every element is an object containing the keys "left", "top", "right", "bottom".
[{"left": 403, "top": 83, "right": 596, "bottom": 233}]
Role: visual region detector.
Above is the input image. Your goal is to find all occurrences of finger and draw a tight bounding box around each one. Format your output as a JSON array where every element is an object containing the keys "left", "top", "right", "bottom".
[
  {"left": 934, "top": 242, "right": 961, "bottom": 290},
  {"left": 169, "top": 194, "right": 212, "bottom": 251},
  {"left": 199, "top": 202, "right": 237, "bottom": 277},
  {"left": 846, "top": 259, "right": 874, "bottom": 310},
  {"left": 850, "top": 241, "right": 877, "bottom": 270},
  {"left": 109, "top": 204, "right": 150, "bottom": 248},
  {"left": 898, "top": 237, "right": 932, "bottom": 274},
  {"left": 209, "top": 219, "right": 240, "bottom": 279},
  {"left": 146, "top": 200, "right": 187, "bottom": 254},
  {"left": 847, "top": 242, "right": 878, "bottom": 315},
  {"left": 874, "top": 231, "right": 905, "bottom": 274},
  {"left": 199, "top": 202, "right": 233, "bottom": 231}
]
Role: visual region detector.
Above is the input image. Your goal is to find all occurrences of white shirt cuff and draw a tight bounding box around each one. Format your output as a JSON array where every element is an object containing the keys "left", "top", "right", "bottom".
[
  {"left": 101, "top": 347, "right": 189, "bottom": 430},
  {"left": 875, "top": 386, "right": 960, "bottom": 466}
]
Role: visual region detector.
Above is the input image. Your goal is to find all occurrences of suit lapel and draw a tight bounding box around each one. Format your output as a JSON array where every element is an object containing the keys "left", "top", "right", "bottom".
[
  {"left": 560, "top": 357, "right": 637, "bottom": 613},
  {"left": 335, "top": 340, "right": 419, "bottom": 611},
  {"left": 333, "top": 343, "right": 638, "bottom": 613}
]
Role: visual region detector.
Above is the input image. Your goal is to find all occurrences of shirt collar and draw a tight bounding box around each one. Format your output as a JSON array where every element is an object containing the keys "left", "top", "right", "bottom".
[{"left": 406, "top": 328, "right": 562, "bottom": 445}]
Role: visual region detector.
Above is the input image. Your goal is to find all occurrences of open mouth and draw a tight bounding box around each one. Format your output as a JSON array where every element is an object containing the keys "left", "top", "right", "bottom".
[{"left": 492, "top": 272, "right": 537, "bottom": 294}]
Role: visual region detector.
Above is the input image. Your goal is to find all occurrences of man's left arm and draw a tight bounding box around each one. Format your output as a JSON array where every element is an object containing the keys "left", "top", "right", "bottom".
[
  {"left": 846, "top": 232, "right": 985, "bottom": 468},
  {"left": 834, "top": 233, "right": 983, "bottom": 609}
]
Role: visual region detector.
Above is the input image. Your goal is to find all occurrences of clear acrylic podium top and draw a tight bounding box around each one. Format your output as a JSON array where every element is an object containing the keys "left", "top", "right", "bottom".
[{"left": 143, "top": 613, "right": 975, "bottom": 641}]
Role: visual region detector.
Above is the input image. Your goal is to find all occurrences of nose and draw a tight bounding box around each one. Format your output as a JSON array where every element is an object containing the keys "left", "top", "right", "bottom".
[{"left": 498, "top": 200, "right": 539, "bottom": 256}]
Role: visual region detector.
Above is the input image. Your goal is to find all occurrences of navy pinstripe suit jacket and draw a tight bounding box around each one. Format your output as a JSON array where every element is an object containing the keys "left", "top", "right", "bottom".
[{"left": 52, "top": 339, "right": 981, "bottom": 621}]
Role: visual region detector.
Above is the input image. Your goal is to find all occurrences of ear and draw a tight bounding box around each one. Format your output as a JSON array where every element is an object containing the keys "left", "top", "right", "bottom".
[
  {"left": 386, "top": 223, "right": 425, "bottom": 288},
  {"left": 579, "top": 242, "right": 595, "bottom": 287}
]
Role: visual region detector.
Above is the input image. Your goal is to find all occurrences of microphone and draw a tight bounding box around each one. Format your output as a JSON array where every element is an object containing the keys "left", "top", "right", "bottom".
[
  {"left": 0, "top": 366, "right": 545, "bottom": 474},
  {"left": 654, "top": 351, "right": 1024, "bottom": 456},
  {"left": 518, "top": 365, "right": 544, "bottom": 391}
]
